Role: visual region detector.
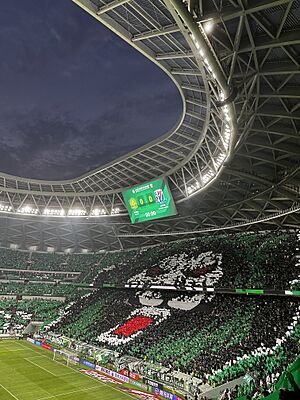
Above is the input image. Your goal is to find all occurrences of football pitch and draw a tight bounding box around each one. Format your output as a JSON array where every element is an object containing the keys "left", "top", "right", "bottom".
[{"left": 0, "top": 340, "right": 140, "bottom": 400}]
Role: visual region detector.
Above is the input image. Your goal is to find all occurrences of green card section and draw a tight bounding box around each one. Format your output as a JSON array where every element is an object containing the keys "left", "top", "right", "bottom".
[{"left": 122, "top": 178, "right": 177, "bottom": 223}]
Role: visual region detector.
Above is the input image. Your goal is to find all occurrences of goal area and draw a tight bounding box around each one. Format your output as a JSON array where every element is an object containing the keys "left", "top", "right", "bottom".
[{"left": 53, "top": 348, "right": 77, "bottom": 366}]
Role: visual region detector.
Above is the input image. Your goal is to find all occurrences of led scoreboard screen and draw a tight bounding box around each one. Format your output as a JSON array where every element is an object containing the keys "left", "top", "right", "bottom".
[{"left": 122, "top": 178, "right": 177, "bottom": 223}]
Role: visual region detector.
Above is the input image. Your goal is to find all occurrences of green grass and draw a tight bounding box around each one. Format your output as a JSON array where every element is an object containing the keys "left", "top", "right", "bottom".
[{"left": 0, "top": 340, "right": 138, "bottom": 400}]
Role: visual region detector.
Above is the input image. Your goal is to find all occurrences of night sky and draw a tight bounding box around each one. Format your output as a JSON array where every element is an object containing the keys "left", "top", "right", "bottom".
[{"left": 0, "top": 0, "right": 181, "bottom": 180}]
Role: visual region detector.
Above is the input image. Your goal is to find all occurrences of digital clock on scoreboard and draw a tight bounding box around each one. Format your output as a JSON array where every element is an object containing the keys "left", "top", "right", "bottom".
[{"left": 122, "top": 178, "right": 177, "bottom": 223}]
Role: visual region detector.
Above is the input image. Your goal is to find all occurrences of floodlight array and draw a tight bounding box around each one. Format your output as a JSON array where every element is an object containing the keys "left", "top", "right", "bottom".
[
  {"left": 0, "top": 204, "right": 12, "bottom": 212},
  {"left": 91, "top": 208, "right": 107, "bottom": 216},
  {"left": 68, "top": 209, "right": 87, "bottom": 216},
  {"left": 43, "top": 209, "right": 65, "bottom": 216},
  {"left": 214, "top": 152, "right": 226, "bottom": 170},
  {"left": 184, "top": 32, "right": 234, "bottom": 197},
  {"left": 0, "top": 205, "right": 125, "bottom": 217},
  {"left": 17, "top": 206, "right": 39, "bottom": 215}
]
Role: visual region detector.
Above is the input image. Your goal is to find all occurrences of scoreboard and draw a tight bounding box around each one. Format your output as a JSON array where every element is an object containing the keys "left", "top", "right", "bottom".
[{"left": 122, "top": 178, "right": 177, "bottom": 223}]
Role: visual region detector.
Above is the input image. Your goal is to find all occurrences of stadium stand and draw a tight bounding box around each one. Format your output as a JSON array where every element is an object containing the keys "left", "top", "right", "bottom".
[
  {"left": 0, "top": 248, "right": 101, "bottom": 273},
  {"left": 0, "top": 231, "right": 297, "bottom": 289},
  {"left": 0, "top": 0, "right": 299, "bottom": 398},
  {"left": 0, "top": 281, "right": 84, "bottom": 297},
  {"left": 0, "top": 298, "right": 64, "bottom": 334},
  {"left": 94, "top": 232, "right": 298, "bottom": 290},
  {"left": 0, "top": 248, "right": 29, "bottom": 269},
  {"left": 48, "top": 288, "right": 299, "bottom": 399},
  {"left": 0, "top": 231, "right": 298, "bottom": 399}
]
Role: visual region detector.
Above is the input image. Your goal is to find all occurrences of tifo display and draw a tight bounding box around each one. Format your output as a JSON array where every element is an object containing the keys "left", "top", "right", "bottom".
[
  {"left": 122, "top": 178, "right": 177, "bottom": 223},
  {"left": 0, "top": 231, "right": 299, "bottom": 400}
]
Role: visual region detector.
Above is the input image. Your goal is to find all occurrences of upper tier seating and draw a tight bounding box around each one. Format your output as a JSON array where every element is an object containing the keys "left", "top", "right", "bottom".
[
  {"left": 0, "top": 231, "right": 297, "bottom": 291},
  {"left": 0, "top": 298, "right": 64, "bottom": 334},
  {"left": 94, "top": 232, "right": 298, "bottom": 290}
]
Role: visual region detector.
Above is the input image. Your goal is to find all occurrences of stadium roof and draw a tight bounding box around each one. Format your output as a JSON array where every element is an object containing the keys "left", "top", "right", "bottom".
[{"left": 0, "top": 0, "right": 299, "bottom": 251}]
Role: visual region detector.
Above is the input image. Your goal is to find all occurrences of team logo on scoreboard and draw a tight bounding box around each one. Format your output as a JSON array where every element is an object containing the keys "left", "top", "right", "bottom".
[
  {"left": 129, "top": 198, "right": 138, "bottom": 209},
  {"left": 154, "top": 189, "right": 165, "bottom": 204}
]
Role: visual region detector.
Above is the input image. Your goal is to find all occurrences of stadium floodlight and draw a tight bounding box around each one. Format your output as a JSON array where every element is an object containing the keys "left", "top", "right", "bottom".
[
  {"left": 189, "top": 31, "right": 234, "bottom": 185},
  {"left": 223, "top": 128, "right": 231, "bottom": 146},
  {"left": 185, "top": 28, "right": 235, "bottom": 198},
  {"left": 0, "top": 204, "right": 12, "bottom": 212},
  {"left": 223, "top": 105, "right": 231, "bottom": 122},
  {"left": 214, "top": 153, "right": 226, "bottom": 169},
  {"left": 202, "top": 170, "right": 214, "bottom": 185},
  {"left": 111, "top": 207, "right": 120, "bottom": 215},
  {"left": 91, "top": 208, "right": 107, "bottom": 216},
  {"left": 204, "top": 20, "right": 214, "bottom": 34},
  {"left": 17, "top": 206, "right": 38, "bottom": 215},
  {"left": 68, "top": 208, "right": 86, "bottom": 216},
  {"left": 43, "top": 208, "right": 65, "bottom": 216},
  {"left": 187, "top": 181, "right": 200, "bottom": 195}
]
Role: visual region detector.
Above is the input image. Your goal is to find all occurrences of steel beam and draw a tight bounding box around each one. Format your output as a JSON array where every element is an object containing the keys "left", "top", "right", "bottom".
[
  {"left": 97, "top": 0, "right": 131, "bottom": 15},
  {"left": 132, "top": 25, "right": 180, "bottom": 41}
]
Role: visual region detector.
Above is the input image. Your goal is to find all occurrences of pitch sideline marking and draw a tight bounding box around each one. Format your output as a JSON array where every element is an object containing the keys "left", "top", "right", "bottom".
[
  {"left": 24, "top": 355, "right": 44, "bottom": 359},
  {"left": 0, "top": 383, "right": 20, "bottom": 400},
  {"left": 0, "top": 348, "right": 27, "bottom": 353},
  {"left": 17, "top": 342, "right": 139, "bottom": 400}
]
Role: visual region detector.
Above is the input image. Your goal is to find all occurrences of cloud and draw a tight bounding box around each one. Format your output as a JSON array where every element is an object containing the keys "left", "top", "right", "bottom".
[
  {"left": 0, "top": 0, "right": 182, "bottom": 180},
  {"left": 0, "top": 85, "right": 180, "bottom": 180}
]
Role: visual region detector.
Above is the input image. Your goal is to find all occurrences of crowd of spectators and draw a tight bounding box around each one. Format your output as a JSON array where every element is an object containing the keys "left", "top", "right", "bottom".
[
  {"left": 48, "top": 287, "right": 299, "bottom": 399},
  {"left": 0, "top": 248, "right": 102, "bottom": 274},
  {"left": 0, "top": 281, "right": 85, "bottom": 297},
  {"left": 0, "top": 248, "right": 28, "bottom": 269},
  {"left": 0, "top": 231, "right": 299, "bottom": 400},
  {"left": 51, "top": 290, "right": 138, "bottom": 342},
  {"left": 0, "top": 298, "right": 63, "bottom": 333},
  {"left": 0, "top": 231, "right": 297, "bottom": 291},
  {"left": 94, "top": 231, "right": 298, "bottom": 291}
]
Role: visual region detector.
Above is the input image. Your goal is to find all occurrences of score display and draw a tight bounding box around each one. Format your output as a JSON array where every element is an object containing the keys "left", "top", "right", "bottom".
[{"left": 122, "top": 178, "right": 177, "bottom": 224}]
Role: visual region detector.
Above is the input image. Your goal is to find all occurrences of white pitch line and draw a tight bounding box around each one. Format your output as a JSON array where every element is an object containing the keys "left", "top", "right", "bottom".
[
  {"left": 36, "top": 385, "right": 101, "bottom": 400},
  {"left": 25, "top": 358, "right": 56, "bottom": 376},
  {"left": 24, "top": 355, "right": 44, "bottom": 360},
  {"left": 18, "top": 341, "right": 139, "bottom": 400},
  {"left": 0, "top": 383, "right": 20, "bottom": 400},
  {"left": 0, "top": 348, "right": 27, "bottom": 353}
]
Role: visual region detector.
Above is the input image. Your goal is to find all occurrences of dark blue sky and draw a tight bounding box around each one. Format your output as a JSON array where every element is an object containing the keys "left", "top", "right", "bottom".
[{"left": 0, "top": 0, "right": 181, "bottom": 180}]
